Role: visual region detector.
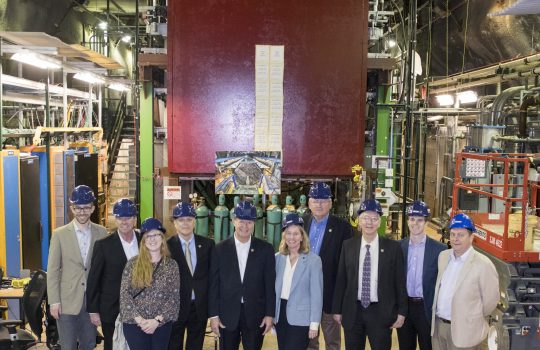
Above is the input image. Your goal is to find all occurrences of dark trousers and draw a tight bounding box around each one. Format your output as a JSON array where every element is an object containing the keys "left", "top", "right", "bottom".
[
  {"left": 343, "top": 302, "right": 391, "bottom": 350},
  {"left": 275, "top": 299, "right": 309, "bottom": 350},
  {"left": 397, "top": 298, "right": 432, "bottom": 350},
  {"left": 169, "top": 301, "right": 206, "bottom": 350},
  {"left": 123, "top": 322, "right": 173, "bottom": 350},
  {"left": 220, "top": 304, "right": 264, "bottom": 350},
  {"left": 101, "top": 320, "right": 115, "bottom": 350}
]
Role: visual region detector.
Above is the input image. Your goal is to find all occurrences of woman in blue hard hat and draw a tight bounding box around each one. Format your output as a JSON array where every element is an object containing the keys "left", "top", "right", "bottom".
[
  {"left": 119, "top": 218, "right": 180, "bottom": 349},
  {"left": 274, "top": 213, "right": 323, "bottom": 350}
]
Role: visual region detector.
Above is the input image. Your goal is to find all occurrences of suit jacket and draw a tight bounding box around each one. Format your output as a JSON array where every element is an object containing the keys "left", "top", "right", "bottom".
[
  {"left": 167, "top": 233, "right": 215, "bottom": 323},
  {"left": 209, "top": 236, "right": 276, "bottom": 330},
  {"left": 86, "top": 230, "right": 141, "bottom": 323},
  {"left": 47, "top": 220, "right": 107, "bottom": 315},
  {"left": 431, "top": 248, "right": 499, "bottom": 348},
  {"left": 332, "top": 236, "right": 408, "bottom": 330},
  {"left": 400, "top": 236, "right": 446, "bottom": 322},
  {"left": 275, "top": 252, "right": 323, "bottom": 327},
  {"left": 304, "top": 214, "right": 353, "bottom": 313}
]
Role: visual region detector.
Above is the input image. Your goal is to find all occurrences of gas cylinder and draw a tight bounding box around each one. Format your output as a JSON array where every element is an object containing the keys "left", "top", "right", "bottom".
[
  {"left": 282, "top": 195, "right": 296, "bottom": 220},
  {"left": 296, "top": 194, "right": 309, "bottom": 216},
  {"left": 229, "top": 196, "right": 240, "bottom": 235},
  {"left": 213, "top": 194, "right": 229, "bottom": 244},
  {"left": 195, "top": 197, "right": 209, "bottom": 237},
  {"left": 266, "top": 195, "right": 282, "bottom": 250},
  {"left": 253, "top": 194, "right": 265, "bottom": 239}
]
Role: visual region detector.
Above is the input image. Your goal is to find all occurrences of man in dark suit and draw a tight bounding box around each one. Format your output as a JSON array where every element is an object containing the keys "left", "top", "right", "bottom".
[
  {"left": 86, "top": 198, "right": 140, "bottom": 350},
  {"left": 209, "top": 201, "right": 276, "bottom": 350},
  {"left": 398, "top": 201, "right": 446, "bottom": 350},
  {"left": 168, "top": 202, "right": 215, "bottom": 350},
  {"left": 332, "top": 199, "right": 407, "bottom": 350},
  {"left": 304, "top": 182, "right": 353, "bottom": 350}
]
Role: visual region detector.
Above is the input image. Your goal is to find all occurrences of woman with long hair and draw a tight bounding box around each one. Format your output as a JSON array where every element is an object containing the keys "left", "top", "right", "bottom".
[
  {"left": 119, "top": 217, "right": 180, "bottom": 349},
  {"left": 274, "top": 213, "right": 323, "bottom": 349}
]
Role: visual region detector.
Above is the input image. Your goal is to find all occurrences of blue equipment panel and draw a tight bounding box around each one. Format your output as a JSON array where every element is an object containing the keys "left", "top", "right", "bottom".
[{"left": 3, "top": 152, "right": 21, "bottom": 277}]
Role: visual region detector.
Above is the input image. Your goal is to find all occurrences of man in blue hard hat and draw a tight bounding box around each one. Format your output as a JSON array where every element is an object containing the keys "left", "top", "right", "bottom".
[
  {"left": 431, "top": 213, "right": 499, "bottom": 350},
  {"left": 47, "top": 185, "right": 108, "bottom": 350},
  {"left": 209, "top": 200, "right": 276, "bottom": 350},
  {"left": 168, "top": 202, "right": 215, "bottom": 350},
  {"left": 332, "top": 198, "right": 407, "bottom": 350},
  {"left": 86, "top": 198, "right": 140, "bottom": 350},
  {"left": 304, "top": 182, "right": 353, "bottom": 350},
  {"left": 397, "top": 201, "right": 446, "bottom": 350}
]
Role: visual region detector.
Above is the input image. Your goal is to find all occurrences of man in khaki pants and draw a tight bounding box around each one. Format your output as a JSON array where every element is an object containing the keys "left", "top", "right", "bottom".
[
  {"left": 431, "top": 213, "right": 499, "bottom": 350},
  {"left": 47, "top": 185, "right": 107, "bottom": 350}
]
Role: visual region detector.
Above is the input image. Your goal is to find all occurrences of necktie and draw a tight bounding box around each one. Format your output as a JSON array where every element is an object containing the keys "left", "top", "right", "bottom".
[
  {"left": 361, "top": 244, "right": 371, "bottom": 308},
  {"left": 184, "top": 242, "right": 194, "bottom": 275}
]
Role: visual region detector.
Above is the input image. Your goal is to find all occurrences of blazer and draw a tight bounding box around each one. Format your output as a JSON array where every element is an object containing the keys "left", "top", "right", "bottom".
[
  {"left": 400, "top": 236, "right": 446, "bottom": 322},
  {"left": 274, "top": 252, "right": 323, "bottom": 327},
  {"left": 209, "top": 237, "right": 276, "bottom": 331},
  {"left": 332, "top": 235, "right": 408, "bottom": 330},
  {"left": 167, "top": 233, "right": 215, "bottom": 323},
  {"left": 86, "top": 230, "right": 141, "bottom": 323},
  {"left": 431, "top": 248, "right": 499, "bottom": 348},
  {"left": 47, "top": 220, "right": 107, "bottom": 315},
  {"left": 304, "top": 214, "right": 353, "bottom": 313}
]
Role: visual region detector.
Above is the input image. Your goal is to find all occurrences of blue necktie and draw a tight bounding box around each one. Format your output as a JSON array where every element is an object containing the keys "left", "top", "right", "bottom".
[{"left": 361, "top": 244, "right": 371, "bottom": 308}]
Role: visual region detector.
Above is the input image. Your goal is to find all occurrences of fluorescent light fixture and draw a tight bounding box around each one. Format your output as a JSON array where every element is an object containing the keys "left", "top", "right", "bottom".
[
  {"left": 121, "top": 35, "right": 132, "bottom": 43},
  {"left": 108, "top": 83, "right": 130, "bottom": 92},
  {"left": 436, "top": 94, "right": 455, "bottom": 106},
  {"left": 11, "top": 51, "right": 61, "bottom": 70},
  {"left": 457, "top": 90, "right": 478, "bottom": 104},
  {"left": 74, "top": 72, "right": 105, "bottom": 85},
  {"left": 98, "top": 22, "right": 108, "bottom": 30}
]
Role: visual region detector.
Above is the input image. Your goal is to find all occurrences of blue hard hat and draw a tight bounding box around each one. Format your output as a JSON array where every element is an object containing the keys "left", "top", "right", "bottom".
[
  {"left": 234, "top": 201, "right": 257, "bottom": 221},
  {"left": 140, "top": 217, "right": 166, "bottom": 235},
  {"left": 449, "top": 213, "right": 476, "bottom": 232},
  {"left": 70, "top": 185, "right": 96, "bottom": 205},
  {"left": 407, "top": 201, "right": 430, "bottom": 217},
  {"left": 309, "top": 182, "right": 332, "bottom": 199},
  {"left": 357, "top": 199, "right": 383, "bottom": 216},
  {"left": 172, "top": 202, "right": 196, "bottom": 219},
  {"left": 113, "top": 198, "right": 137, "bottom": 218},
  {"left": 282, "top": 213, "right": 304, "bottom": 230}
]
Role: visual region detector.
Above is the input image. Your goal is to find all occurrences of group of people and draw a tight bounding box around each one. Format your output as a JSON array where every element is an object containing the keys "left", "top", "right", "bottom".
[{"left": 46, "top": 182, "right": 500, "bottom": 350}]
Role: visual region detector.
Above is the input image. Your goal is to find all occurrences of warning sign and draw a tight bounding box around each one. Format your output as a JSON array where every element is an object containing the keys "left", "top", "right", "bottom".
[{"left": 164, "top": 186, "right": 182, "bottom": 200}]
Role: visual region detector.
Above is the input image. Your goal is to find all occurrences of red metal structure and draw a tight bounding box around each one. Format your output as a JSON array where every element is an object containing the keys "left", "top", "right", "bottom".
[
  {"left": 452, "top": 152, "right": 540, "bottom": 262},
  {"left": 167, "top": 1, "right": 368, "bottom": 176}
]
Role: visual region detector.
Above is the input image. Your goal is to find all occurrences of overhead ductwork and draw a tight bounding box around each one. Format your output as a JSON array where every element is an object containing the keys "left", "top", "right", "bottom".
[{"left": 489, "top": 0, "right": 540, "bottom": 16}]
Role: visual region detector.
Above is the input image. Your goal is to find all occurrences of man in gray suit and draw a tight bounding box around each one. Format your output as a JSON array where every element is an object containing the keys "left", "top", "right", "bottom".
[{"left": 47, "top": 185, "right": 107, "bottom": 350}]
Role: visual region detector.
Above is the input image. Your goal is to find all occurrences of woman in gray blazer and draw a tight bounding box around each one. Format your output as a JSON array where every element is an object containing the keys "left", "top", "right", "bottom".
[{"left": 275, "top": 213, "right": 323, "bottom": 350}]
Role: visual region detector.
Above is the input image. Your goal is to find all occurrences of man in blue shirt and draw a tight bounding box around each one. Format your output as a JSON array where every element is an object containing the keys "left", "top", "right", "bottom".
[
  {"left": 304, "top": 182, "right": 353, "bottom": 350},
  {"left": 398, "top": 201, "right": 446, "bottom": 350}
]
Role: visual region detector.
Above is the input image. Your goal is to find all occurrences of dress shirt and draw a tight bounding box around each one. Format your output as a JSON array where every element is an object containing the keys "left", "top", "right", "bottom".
[
  {"left": 407, "top": 236, "right": 426, "bottom": 298},
  {"left": 309, "top": 214, "right": 329, "bottom": 255},
  {"left": 436, "top": 246, "right": 473, "bottom": 320},
  {"left": 234, "top": 236, "right": 251, "bottom": 283},
  {"left": 358, "top": 235, "right": 379, "bottom": 302},
  {"left": 73, "top": 221, "right": 91, "bottom": 268},
  {"left": 119, "top": 231, "right": 139, "bottom": 260},
  {"left": 280, "top": 255, "right": 298, "bottom": 300},
  {"left": 180, "top": 234, "right": 197, "bottom": 300}
]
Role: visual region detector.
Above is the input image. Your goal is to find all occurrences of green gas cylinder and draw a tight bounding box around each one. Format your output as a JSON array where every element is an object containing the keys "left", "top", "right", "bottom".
[
  {"left": 253, "top": 194, "right": 264, "bottom": 239},
  {"left": 282, "top": 195, "right": 296, "bottom": 220},
  {"left": 266, "top": 195, "right": 282, "bottom": 250},
  {"left": 229, "top": 196, "right": 240, "bottom": 235},
  {"left": 296, "top": 194, "right": 309, "bottom": 217},
  {"left": 195, "top": 197, "right": 209, "bottom": 237},
  {"left": 213, "top": 194, "right": 229, "bottom": 244}
]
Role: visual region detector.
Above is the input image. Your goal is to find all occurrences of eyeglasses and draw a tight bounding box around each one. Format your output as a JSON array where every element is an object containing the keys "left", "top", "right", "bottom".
[
  {"left": 449, "top": 231, "right": 470, "bottom": 239},
  {"left": 72, "top": 206, "right": 93, "bottom": 213},
  {"left": 145, "top": 233, "right": 163, "bottom": 240},
  {"left": 310, "top": 199, "right": 331, "bottom": 206},
  {"left": 361, "top": 216, "right": 380, "bottom": 223}
]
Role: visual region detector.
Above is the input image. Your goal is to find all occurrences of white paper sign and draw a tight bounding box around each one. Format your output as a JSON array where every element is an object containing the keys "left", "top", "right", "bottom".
[{"left": 164, "top": 186, "right": 182, "bottom": 200}]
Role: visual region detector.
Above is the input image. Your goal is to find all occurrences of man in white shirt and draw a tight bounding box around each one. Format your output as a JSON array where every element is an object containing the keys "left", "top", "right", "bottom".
[
  {"left": 209, "top": 200, "right": 276, "bottom": 350},
  {"left": 332, "top": 199, "right": 407, "bottom": 350},
  {"left": 47, "top": 185, "right": 108, "bottom": 350},
  {"left": 431, "top": 213, "right": 499, "bottom": 350},
  {"left": 86, "top": 198, "right": 140, "bottom": 350}
]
